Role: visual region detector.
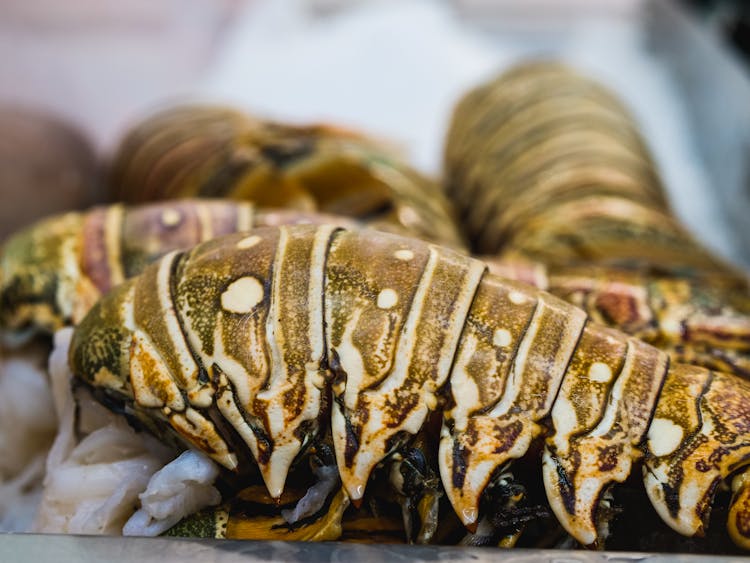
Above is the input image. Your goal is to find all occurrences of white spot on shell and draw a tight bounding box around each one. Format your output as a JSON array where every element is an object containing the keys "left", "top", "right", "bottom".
[
  {"left": 377, "top": 288, "right": 398, "bottom": 309},
  {"left": 551, "top": 394, "right": 577, "bottom": 456},
  {"left": 661, "top": 317, "right": 682, "bottom": 338},
  {"left": 161, "top": 208, "right": 181, "bottom": 227},
  {"left": 394, "top": 249, "right": 414, "bottom": 261},
  {"left": 588, "top": 362, "right": 613, "bottom": 383},
  {"left": 492, "top": 328, "right": 512, "bottom": 348},
  {"left": 397, "top": 206, "right": 420, "bottom": 226},
  {"left": 221, "top": 277, "right": 264, "bottom": 313},
  {"left": 509, "top": 290, "right": 526, "bottom": 305},
  {"left": 237, "top": 235, "right": 262, "bottom": 249},
  {"left": 648, "top": 417, "right": 684, "bottom": 457}
]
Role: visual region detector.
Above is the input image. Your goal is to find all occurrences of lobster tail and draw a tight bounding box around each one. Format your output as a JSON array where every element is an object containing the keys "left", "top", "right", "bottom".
[
  {"left": 111, "top": 105, "right": 467, "bottom": 251},
  {"left": 68, "top": 225, "right": 750, "bottom": 550}
]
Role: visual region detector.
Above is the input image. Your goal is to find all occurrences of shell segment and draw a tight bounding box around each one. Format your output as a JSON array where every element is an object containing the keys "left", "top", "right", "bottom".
[
  {"left": 129, "top": 250, "right": 236, "bottom": 468},
  {"left": 439, "top": 279, "right": 587, "bottom": 528},
  {"left": 644, "top": 366, "right": 750, "bottom": 539},
  {"left": 325, "top": 230, "right": 485, "bottom": 502},
  {"left": 173, "top": 225, "right": 336, "bottom": 495},
  {"left": 253, "top": 224, "right": 335, "bottom": 496},
  {"left": 79, "top": 205, "right": 125, "bottom": 299},
  {"left": 118, "top": 200, "right": 257, "bottom": 282},
  {"left": 542, "top": 332, "right": 669, "bottom": 546}
]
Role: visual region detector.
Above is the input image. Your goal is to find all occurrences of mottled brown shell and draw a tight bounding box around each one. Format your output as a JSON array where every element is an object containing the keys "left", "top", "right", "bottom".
[
  {"left": 443, "top": 61, "right": 742, "bottom": 279},
  {"left": 69, "top": 225, "right": 750, "bottom": 549}
]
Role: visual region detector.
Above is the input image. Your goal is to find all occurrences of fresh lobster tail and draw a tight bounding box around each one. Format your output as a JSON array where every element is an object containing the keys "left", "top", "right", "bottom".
[
  {"left": 69, "top": 225, "right": 750, "bottom": 549},
  {"left": 0, "top": 199, "right": 358, "bottom": 338},
  {"left": 443, "top": 62, "right": 739, "bottom": 277},
  {"left": 110, "top": 105, "right": 466, "bottom": 250}
]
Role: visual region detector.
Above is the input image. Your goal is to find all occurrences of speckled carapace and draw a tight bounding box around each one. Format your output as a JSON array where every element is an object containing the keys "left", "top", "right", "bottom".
[{"left": 68, "top": 225, "right": 750, "bottom": 550}]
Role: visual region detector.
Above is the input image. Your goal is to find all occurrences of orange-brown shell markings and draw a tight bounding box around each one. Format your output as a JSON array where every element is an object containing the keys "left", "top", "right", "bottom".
[
  {"left": 483, "top": 256, "right": 750, "bottom": 380},
  {"left": 644, "top": 367, "right": 750, "bottom": 541}
]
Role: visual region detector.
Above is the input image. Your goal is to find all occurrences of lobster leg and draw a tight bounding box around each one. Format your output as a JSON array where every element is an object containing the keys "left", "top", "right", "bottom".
[
  {"left": 388, "top": 438, "right": 442, "bottom": 544},
  {"left": 728, "top": 467, "right": 750, "bottom": 549}
]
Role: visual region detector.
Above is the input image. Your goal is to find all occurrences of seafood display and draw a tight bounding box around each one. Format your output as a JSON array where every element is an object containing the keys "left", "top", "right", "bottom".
[
  {"left": 69, "top": 225, "right": 750, "bottom": 550},
  {"left": 109, "top": 105, "right": 466, "bottom": 251},
  {"left": 1, "top": 57, "right": 749, "bottom": 558}
]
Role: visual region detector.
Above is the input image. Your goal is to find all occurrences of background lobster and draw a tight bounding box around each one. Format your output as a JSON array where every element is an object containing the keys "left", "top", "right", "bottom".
[
  {"left": 108, "top": 105, "right": 466, "bottom": 252},
  {"left": 0, "top": 199, "right": 358, "bottom": 340},
  {"left": 3, "top": 197, "right": 749, "bottom": 383},
  {"left": 444, "top": 62, "right": 750, "bottom": 379},
  {"left": 443, "top": 62, "right": 741, "bottom": 277}
]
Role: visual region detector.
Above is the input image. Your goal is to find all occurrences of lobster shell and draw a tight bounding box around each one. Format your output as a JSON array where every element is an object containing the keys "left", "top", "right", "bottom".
[{"left": 69, "top": 225, "right": 750, "bottom": 549}]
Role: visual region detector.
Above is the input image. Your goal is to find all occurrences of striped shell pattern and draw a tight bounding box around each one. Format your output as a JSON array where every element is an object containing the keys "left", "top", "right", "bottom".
[{"left": 69, "top": 225, "right": 750, "bottom": 549}]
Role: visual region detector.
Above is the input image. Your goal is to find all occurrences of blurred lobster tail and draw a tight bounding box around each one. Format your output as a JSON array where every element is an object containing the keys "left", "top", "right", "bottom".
[
  {"left": 443, "top": 61, "right": 750, "bottom": 380},
  {"left": 443, "top": 61, "right": 741, "bottom": 278},
  {"left": 110, "top": 105, "right": 467, "bottom": 251},
  {"left": 110, "top": 106, "right": 255, "bottom": 202}
]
